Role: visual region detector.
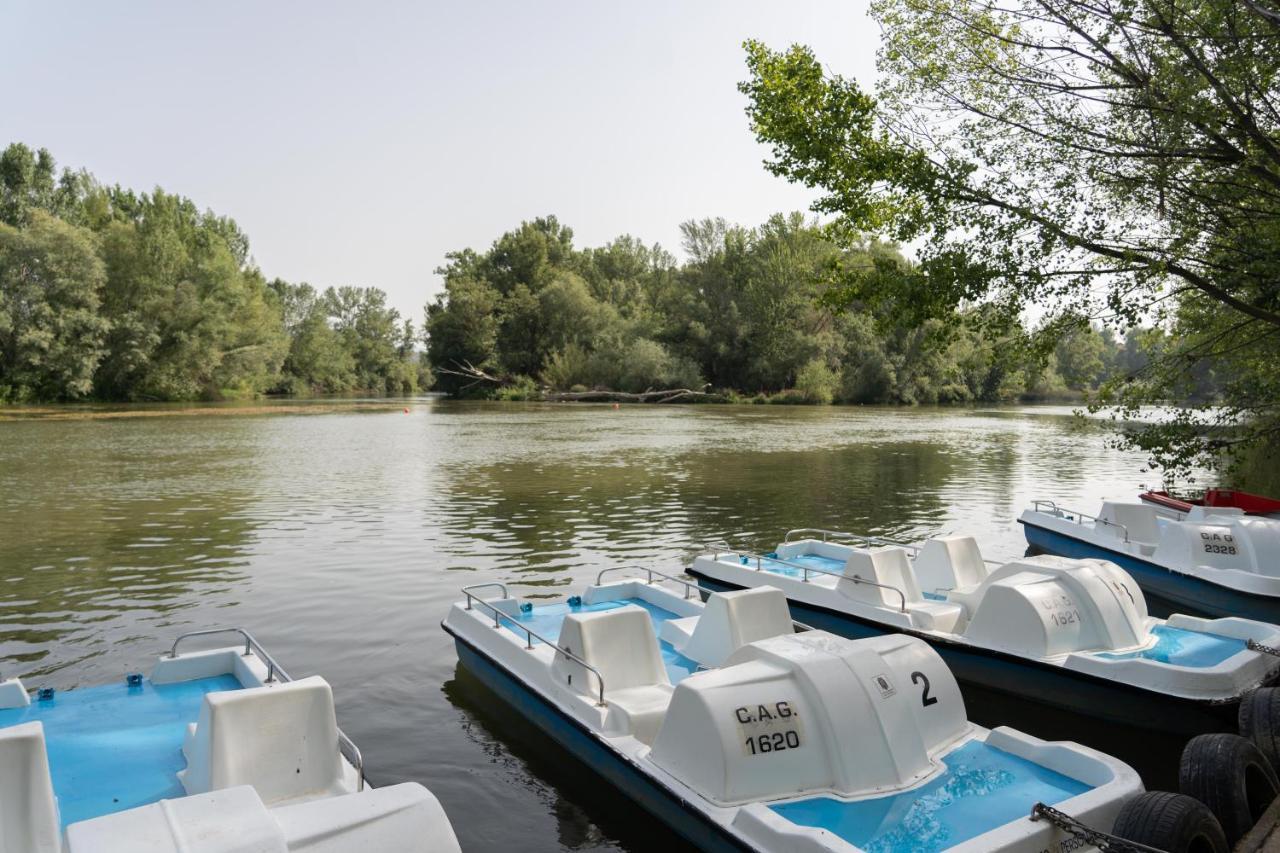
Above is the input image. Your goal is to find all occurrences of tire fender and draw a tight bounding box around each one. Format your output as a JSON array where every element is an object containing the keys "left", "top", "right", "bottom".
[
  {"left": 1180, "top": 732, "right": 1279, "bottom": 846},
  {"left": 1111, "top": 791, "right": 1228, "bottom": 853},
  {"left": 1239, "top": 687, "right": 1280, "bottom": 775}
]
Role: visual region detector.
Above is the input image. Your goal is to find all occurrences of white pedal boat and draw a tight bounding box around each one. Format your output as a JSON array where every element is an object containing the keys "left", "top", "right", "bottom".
[
  {"left": 0, "top": 627, "right": 460, "bottom": 853},
  {"left": 1020, "top": 499, "right": 1280, "bottom": 622},
  {"left": 687, "top": 530, "right": 1280, "bottom": 736},
  {"left": 442, "top": 572, "right": 1144, "bottom": 853}
]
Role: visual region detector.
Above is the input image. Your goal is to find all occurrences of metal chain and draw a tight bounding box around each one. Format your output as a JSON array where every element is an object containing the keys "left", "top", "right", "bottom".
[
  {"left": 1248, "top": 639, "right": 1280, "bottom": 657},
  {"left": 1030, "top": 803, "right": 1167, "bottom": 853}
]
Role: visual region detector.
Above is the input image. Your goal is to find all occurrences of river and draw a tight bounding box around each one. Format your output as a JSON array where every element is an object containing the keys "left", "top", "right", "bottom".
[{"left": 0, "top": 400, "right": 1169, "bottom": 850}]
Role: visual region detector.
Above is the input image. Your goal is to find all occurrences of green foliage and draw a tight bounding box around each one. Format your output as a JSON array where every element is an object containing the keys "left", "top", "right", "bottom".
[
  {"left": 0, "top": 143, "right": 423, "bottom": 402},
  {"left": 494, "top": 375, "right": 540, "bottom": 401},
  {"left": 795, "top": 358, "right": 838, "bottom": 404},
  {"left": 0, "top": 212, "right": 110, "bottom": 401},
  {"left": 739, "top": 2, "right": 1280, "bottom": 477},
  {"left": 425, "top": 213, "right": 1134, "bottom": 404}
]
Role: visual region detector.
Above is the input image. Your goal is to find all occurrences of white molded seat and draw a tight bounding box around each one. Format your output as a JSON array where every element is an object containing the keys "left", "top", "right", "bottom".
[
  {"left": 658, "top": 616, "right": 698, "bottom": 649},
  {"left": 66, "top": 785, "right": 286, "bottom": 853},
  {"left": 1099, "top": 502, "right": 1160, "bottom": 544},
  {"left": 914, "top": 536, "right": 987, "bottom": 594},
  {"left": 908, "top": 600, "right": 965, "bottom": 633},
  {"left": 0, "top": 677, "right": 30, "bottom": 710},
  {"left": 66, "top": 782, "right": 463, "bottom": 853},
  {"left": 839, "top": 547, "right": 923, "bottom": 608},
  {"left": 676, "top": 587, "right": 794, "bottom": 668},
  {"left": 179, "top": 675, "right": 353, "bottom": 805},
  {"left": 0, "top": 721, "right": 60, "bottom": 853},
  {"left": 553, "top": 606, "right": 670, "bottom": 696},
  {"left": 552, "top": 607, "right": 673, "bottom": 743},
  {"left": 273, "top": 782, "right": 462, "bottom": 853}
]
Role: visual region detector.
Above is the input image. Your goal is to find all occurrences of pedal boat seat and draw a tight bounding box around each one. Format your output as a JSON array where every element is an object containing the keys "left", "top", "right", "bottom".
[
  {"left": 0, "top": 721, "right": 60, "bottom": 853},
  {"left": 660, "top": 587, "right": 794, "bottom": 668},
  {"left": 552, "top": 606, "right": 673, "bottom": 744},
  {"left": 179, "top": 675, "right": 355, "bottom": 805},
  {"left": 65, "top": 782, "right": 463, "bottom": 853},
  {"left": 841, "top": 547, "right": 965, "bottom": 633},
  {"left": 1099, "top": 502, "right": 1161, "bottom": 554}
]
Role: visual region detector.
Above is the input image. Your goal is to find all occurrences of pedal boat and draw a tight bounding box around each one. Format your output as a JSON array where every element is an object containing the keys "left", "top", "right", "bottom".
[
  {"left": 0, "top": 626, "right": 460, "bottom": 853},
  {"left": 1020, "top": 499, "right": 1280, "bottom": 621},
  {"left": 1141, "top": 488, "right": 1280, "bottom": 520},
  {"left": 687, "top": 531, "right": 1280, "bottom": 735},
  {"left": 442, "top": 571, "right": 1143, "bottom": 853}
]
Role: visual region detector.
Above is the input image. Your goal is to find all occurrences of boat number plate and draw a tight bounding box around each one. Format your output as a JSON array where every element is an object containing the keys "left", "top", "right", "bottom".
[
  {"left": 1200, "top": 531, "right": 1238, "bottom": 556},
  {"left": 735, "top": 701, "right": 803, "bottom": 756}
]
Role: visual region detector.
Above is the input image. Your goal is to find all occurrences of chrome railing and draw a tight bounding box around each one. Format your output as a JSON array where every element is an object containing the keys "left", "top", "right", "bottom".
[
  {"left": 706, "top": 548, "right": 908, "bottom": 613},
  {"left": 167, "top": 626, "right": 365, "bottom": 790},
  {"left": 461, "top": 582, "right": 508, "bottom": 606},
  {"left": 783, "top": 528, "right": 921, "bottom": 553},
  {"left": 1031, "top": 500, "right": 1131, "bottom": 543},
  {"left": 461, "top": 584, "right": 608, "bottom": 707},
  {"left": 170, "top": 626, "right": 285, "bottom": 683},
  {"left": 780, "top": 528, "right": 1007, "bottom": 567},
  {"left": 596, "top": 565, "right": 700, "bottom": 599}
]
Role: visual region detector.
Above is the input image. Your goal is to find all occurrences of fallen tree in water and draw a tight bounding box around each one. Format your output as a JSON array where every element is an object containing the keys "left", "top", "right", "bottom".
[
  {"left": 544, "top": 388, "right": 722, "bottom": 403},
  {"left": 437, "top": 362, "right": 723, "bottom": 403}
]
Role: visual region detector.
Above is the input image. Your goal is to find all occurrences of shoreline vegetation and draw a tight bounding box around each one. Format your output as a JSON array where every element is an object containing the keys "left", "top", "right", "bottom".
[
  {"left": 0, "top": 399, "right": 413, "bottom": 421},
  {"left": 0, "top": 143, "right": 428, "bottom": 406},
  {"left": 2, "top": 143, "right": 1155, "bottom": 414},
  {"left": 424, "top": 215, "right": 1156, "bottom": 407}
]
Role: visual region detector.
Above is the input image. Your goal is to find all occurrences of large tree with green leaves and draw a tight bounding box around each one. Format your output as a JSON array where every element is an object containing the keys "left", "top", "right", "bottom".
[
  {"left": 740, "top": 0, "right": 1280, "bottom": 479},
  {"left": 0, "top": 212, "right": 110, "bottom": 401}
]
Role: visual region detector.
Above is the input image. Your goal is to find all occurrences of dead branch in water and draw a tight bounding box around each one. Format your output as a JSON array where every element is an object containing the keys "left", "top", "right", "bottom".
[
  {"left": 545, "top": 388, "right": 718, "bottom": 404},
  {"left": 434, "top": 361, "right": 509, "bottom": 391}
]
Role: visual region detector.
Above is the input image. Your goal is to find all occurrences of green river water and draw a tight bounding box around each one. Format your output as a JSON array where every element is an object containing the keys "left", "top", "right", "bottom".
[{"left": 0, "top": 400, "right": 1168, "bottom": 850}]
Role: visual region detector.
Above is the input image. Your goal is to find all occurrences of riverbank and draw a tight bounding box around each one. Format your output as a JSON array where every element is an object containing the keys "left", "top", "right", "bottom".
[
  {"left": 492, "top": 383, "right": 1089, "bottom": 406},
  {"left": 0, "top": 399, "right": 418, "bottom": 421}
]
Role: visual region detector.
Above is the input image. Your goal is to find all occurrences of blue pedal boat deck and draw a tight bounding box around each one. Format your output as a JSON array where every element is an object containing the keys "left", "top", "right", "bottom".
[
  {"left": 444, "top": 570, "right": 1143, "bottom": 853},
  {"left": 0, "top": 674, "right": 242, "bottom": 827}
]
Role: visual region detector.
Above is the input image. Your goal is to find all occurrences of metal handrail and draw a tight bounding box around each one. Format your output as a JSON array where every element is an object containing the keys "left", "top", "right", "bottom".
[
  {"left": 461, "top": 587, "right": 608, "bottom": 707},
  {"left": 1030, "top": 500, "right": 1131, "bottom": 543},
  {"left": 167, "top": 626, "right": 365, "bottom": 791},
  {"left": 461, "top": 582, "right": 509, "bottom": 607},
  {"left": 596, "top": 565, "right": 701, "bottom": 599},
  {"left": 598, "top": 566, "right": 813, "bottom": 636},
  {"left": 783, "top": 528, "right": 921, "bottom": 553},
  {"left": 709, "top": 548, "right": 909, "bottom": 613},
  {"left": 781, "top": 527, "right": 1009, "bottom": 566},
  {"left": 169, "top": 627, "right": 286, "bottom": 683}
]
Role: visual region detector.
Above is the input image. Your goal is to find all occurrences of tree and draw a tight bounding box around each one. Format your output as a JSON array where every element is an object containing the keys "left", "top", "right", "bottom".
[
  {"left": 425, "top": 277, "right": 500, "bottom": 395},
  {"left": 0, "top": 212, "right": 110, "bottom": 401},
  {"left": 269, "top": 280, "right": 356, "bottom": 393},
  {"left": 93, "top": 189, "right": 286, "bottom": 400},
  {"left": 740, "top": 0, "right": 1280, "bottom": 476}
]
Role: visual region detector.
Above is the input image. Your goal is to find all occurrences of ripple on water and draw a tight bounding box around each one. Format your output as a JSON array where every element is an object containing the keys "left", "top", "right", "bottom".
[{"left": 0, "top": 401, "right": 1187, "bottom": 850}]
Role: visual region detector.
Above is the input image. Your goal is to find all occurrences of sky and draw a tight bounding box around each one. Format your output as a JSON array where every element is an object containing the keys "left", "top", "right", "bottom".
[{"left": 0, "top": 1, "right": 877, "bottom": 319}]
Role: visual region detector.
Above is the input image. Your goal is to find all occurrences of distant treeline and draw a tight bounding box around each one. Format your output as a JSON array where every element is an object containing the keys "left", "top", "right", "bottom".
[
  {"left": 426, "top": 214, "right": 1171, "bottom": 404},
  {"left": 0, "top": 143, "right": 427, "bottom": 403},
  {"left": 1, "top": 143, "right": 1187, "bottom": 407}
]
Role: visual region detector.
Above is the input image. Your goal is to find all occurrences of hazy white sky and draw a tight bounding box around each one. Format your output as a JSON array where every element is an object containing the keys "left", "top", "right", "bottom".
[{"left": 1, "top": 1, "right": 876, "bottom": 319}]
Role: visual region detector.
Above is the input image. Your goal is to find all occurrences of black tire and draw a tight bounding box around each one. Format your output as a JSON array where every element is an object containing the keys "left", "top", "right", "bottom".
[
  {"left": 1239, "top": 687, "right": 1280, "bottom": 775},
  {"left": 1180, "top": 733, "right": 1280, "bottom": 846},
  {"left": 1112, "top": 791, "right": 1228, "bottom": 853}
]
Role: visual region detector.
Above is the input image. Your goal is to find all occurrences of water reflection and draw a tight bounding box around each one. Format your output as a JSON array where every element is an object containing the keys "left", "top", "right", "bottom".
[
  {"left": 0, "top": 400, "right": 1179, "bottom": 851},
  {"left": 442, "top": 665, "right": 695, "bottom": 852},
  {"left": 0, "top": 422, "right": 261, "bottom": 681}
]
